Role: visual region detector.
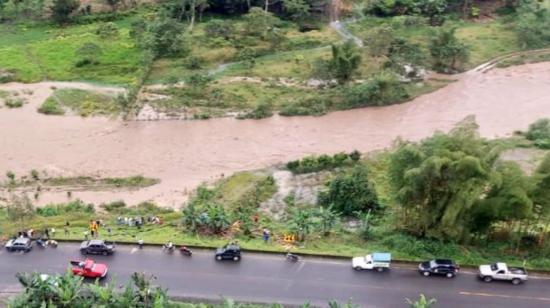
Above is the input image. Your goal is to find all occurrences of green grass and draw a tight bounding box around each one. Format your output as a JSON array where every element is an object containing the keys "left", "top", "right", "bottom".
[
  {"left": 43, "top": 88, "right": 121, "bottom": 117},
  {"left": 2, "top": 175, "right": 159, "bottom": 189},
  {"left": 496, "top": 51, "right": 550, "bottom": 68},
  {"left": 348, "top": 16, "right": 519, "bottom": 70},
  {"left": 38, "top": 97, "right": 65, "bottom": 115},
  {"left": 0, "top": 16, "right": 146, "bottom": 86}
]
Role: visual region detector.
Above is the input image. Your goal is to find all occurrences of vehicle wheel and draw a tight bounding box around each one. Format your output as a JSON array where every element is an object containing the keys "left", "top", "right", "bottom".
[
  {"left": 354, "top": 266, "right": 362, "bottom": 271},
  {"left": 216, "top": 255, "right": 222, "bottom": 261},
  {"left": 483, "top": 276, "right": 493, "bottom": 283},
  {"left": 512, "top": 278, "right": 521, "bottom": 285},
  {"left": 102, "top": 251, "right": 108, "bottom": 256},
  {"left": 422, "top": 271, "right": 430, "bottom": 277},
  {"left": 446, "top": 272, "right": 455, "bottom": 278},
  {"left": 233, "top": 256, "right": 240, "bottom": 261},
  {"left": 81, "top": 250, "right": 87, "bottom": 255},
  {"left": 376, "top": 267, "right": 384, "bottom": 272}
]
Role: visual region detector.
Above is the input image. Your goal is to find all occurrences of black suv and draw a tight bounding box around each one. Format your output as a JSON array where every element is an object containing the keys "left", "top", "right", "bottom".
[
  {"left": 418, "top": 259, "right": 459, "bottom": 278},
  {"left": 5, "top": 237, "right": 32, "bottom": 252},
  {"left": 80, "top": 240, "right": 115, "bottom": 255},
  {"left": 215, "top": 244, "right": 241, "bottom": 261}
]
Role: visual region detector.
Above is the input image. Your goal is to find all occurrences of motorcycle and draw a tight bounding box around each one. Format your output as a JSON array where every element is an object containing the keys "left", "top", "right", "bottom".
[
  {"left": 46, "top": 240, "right": 58, "bottom": 248},
  {"left": 36, "top": 238, "right": 47, "bottom": 248},
  {"left": 286, "top": 252, "right": 300, "bottom": 262},
  {"left": 179, "top": 246, "right": 192, "bottom": 256},
  {"left": 163, "top": 242, "right": 175, "bottom": 253}
]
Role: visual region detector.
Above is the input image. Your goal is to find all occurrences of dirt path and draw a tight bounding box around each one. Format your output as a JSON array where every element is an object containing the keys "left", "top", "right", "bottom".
[{"left": 1, "top": 62, "right": 550, "bottom": 208}]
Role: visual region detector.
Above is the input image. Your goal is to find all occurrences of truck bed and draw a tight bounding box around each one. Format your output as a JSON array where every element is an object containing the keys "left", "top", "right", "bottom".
[{"left": 509, "top": 267, "right": 527, "bottom": 275}]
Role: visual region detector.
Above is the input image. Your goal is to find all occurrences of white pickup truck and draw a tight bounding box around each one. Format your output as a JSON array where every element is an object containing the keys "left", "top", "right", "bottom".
[
  {"left": 352, "top": 252, "right": 391, "bottom": 272},
  {"left": 478, "top": 262, "right": 528, "bottom": 285}
]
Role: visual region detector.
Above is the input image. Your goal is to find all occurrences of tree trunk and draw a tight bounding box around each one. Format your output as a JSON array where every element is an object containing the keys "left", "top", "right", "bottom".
[{"left": 189, "top": 0, "right": 196, "bottom": 32}]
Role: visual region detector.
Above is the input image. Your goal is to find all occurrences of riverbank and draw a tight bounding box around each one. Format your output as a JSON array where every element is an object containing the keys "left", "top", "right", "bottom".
[{"left": 2, "top": 62, "right": 550, "bottom": 207}]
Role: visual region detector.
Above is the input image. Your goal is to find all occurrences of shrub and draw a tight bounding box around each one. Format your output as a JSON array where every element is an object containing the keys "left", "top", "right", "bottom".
[
  {"left": 36, "top": 200, "right": 94, "bottom": 217},
  {"left": 364, "top": 25, "right": 394, "bottom": 57},
  {"left": 183, "top": 56, "right": 205, "bottom": 70},
  {"left": 95, "top": 22, "right": 119, "bottom": 38},
  {"left": 526, "top": 118, "right": 550, "bottom": 149},
  {"left": 343, "top": 71, "right": 409, "bottom": 108},
  {"left": 515, "top": 2, "right": 550, "bottom": 49},
  {"left": 100, "top": 201, "right": 126, "bottom": 212},
  {"left": 286, "top": 151, "right": 359, "bottom": 174},
  {"left": 37, "top": 98, "right": 65, "bottom": 115},
  {"left": 318, "top": 165, "right": 378, "bottom": 216},
  {"left": 429, "top": 27, "right": 469, "bottom": 73},
  {"left": 279, "top": 96, "right": 330, "bottom": 117},
  {"left": 237, "top": 102, "right": 273, "bottom": 120},
  {"left": 30, "top": 170, "right": 40, "bottom": 180},
  {"left": 204, "top": 20, "right": 235, "bottom": 40},
  {"left": 4, "top": 98, "right": 24, "bottom": 108}
]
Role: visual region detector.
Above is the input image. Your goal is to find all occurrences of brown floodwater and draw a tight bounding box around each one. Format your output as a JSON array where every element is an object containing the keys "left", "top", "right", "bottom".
[{"left": 1, "top": 64, "right": 550, "bottom": 207}]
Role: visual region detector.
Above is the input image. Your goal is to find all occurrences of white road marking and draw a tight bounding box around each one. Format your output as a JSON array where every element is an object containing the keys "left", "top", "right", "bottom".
[{"left": 460, "top": 291, "right": 550, "bottom": 302}]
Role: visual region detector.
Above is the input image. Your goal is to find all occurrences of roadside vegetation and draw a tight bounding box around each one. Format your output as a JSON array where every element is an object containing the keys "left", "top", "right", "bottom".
[
  {"left": 2, "top": 0, "right": 548, "bottom": 119},
  {"left": 6, "top": 268, "right": 371, "bottom": 307}
]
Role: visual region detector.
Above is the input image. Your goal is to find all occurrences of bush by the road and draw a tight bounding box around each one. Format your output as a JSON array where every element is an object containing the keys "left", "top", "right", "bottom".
[
  {"left": 286, "top": 151, "right": 361, "bottom": 174},
  {"left": 526, "top": 118, "right": 550, "bottom": 149}
]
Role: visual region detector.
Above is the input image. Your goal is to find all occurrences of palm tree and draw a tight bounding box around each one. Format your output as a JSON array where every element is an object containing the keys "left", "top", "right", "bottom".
[
  {"left": 288, "top": 208, "right": 316, "bottom": 242},
  {"left": 317, "top": 206, "right": 340, "bottom": 236},
  {"left": 182, "top": 202, "right": 201, "bottom": 234}
]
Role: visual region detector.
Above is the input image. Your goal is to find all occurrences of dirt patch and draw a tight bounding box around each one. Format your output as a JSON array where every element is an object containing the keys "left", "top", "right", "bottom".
[{"left": 500, "top": 147, "right": 549, "bottom": 175}]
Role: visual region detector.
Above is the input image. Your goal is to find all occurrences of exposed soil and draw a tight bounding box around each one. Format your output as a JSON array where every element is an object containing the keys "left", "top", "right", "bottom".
[{"left": 1, "top": 62, "right": 549, "bottom": 208}]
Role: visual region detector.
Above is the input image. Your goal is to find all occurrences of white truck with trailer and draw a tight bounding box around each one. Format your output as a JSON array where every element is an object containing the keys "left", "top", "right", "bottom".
[{"left": 352, "top": 252, "right": 391, "bottom": 272}]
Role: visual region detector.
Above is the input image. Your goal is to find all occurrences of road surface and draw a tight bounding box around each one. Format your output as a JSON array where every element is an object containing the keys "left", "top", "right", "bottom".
[{"left": 1, "top": 243, "right": 549, "bottom": 307}]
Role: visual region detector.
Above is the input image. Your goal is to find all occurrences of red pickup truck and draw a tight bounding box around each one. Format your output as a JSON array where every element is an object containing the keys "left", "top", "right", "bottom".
[{"left": 70, "top": 258, "right": 108, "bottom": 279}]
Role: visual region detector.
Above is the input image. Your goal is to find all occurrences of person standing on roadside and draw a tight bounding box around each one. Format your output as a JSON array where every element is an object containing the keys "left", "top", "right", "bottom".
[{"left": 44, "top": 228, "right": 50, "bottom": 239}]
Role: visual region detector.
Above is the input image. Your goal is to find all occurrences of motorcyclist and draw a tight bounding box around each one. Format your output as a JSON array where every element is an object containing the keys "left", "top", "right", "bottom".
[
  {"left": 164, "top": 241, "right": 174, "bottom": 251},
  {"left": 285, "top": 248, "right": 299, "bottom": 261},
  {"left": 36, "top": 238, "right": 46, "bottom": 247},
  {"left": 179, "top": 245, "right": 192, "bottom": 256}
]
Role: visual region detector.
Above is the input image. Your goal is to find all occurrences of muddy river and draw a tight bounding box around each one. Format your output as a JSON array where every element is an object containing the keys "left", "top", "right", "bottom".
[{"left": 1, "top": 63, "right": 549, "bottom": 208}]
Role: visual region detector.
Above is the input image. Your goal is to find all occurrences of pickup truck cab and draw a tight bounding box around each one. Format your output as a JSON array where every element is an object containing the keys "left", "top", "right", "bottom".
[
  {"left": 479, "top": 262, "right": 527, "bottom": 285},
  {"left": 70, "top": 258, "right": 108, "bottom": 279},
  {"left": 352, "top": 252, "right": 391, "bottom": 272}
]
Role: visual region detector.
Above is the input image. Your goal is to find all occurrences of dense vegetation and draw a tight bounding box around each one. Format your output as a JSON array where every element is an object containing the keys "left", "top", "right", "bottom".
[{"left": 1, "top": 0, "right": 547, "bottom": 118}]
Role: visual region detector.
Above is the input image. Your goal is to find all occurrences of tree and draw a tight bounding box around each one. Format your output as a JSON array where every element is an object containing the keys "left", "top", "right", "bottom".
[
  {"left": 105, "top": 0, "right": 120, "bottom": 12},
  {"left": 243, "top": 7, "right": 279, "bottom": 38},
  {"left": 388, "top": 117, "right": 499, "bottom": 242},
  {"left": 182, "top": 201, "right": 201, "bottom": 233},
  {"left": 385, "top": 38, "right": 426, "bottom": 74},
  {"left": 531, "top": 154, "right": 550, "bottom": 245},
  {"left": 515, "top": 2, "right": 550, "bottom": 49},
  {"left": 364, "top": 25, "right": 394, "bottom": 57},
  {"left": 283, "top": 0, "right": 310, "bottom": 21},
  {"left": 417, "top": 0, "right": 447, "bottom": 26},
  {"left": 406, "top": 294, "right": 437, "bottom": 308},
  {"left": 329, "top": 40, "right": 361, "bottom": 84},
  {"left": 429, "top": 27, "right": 469, "bottom": 73},
  {"left": 318, "top": 165, "right": 378, "bottom": 217},
  {"left": 204, "top": 19, "right": 235, "bottom": 40},
  {"left": 149, "top": 18, "right": 187, "bottom": 57},
  {"left": 317, "top": 206, "right": 339, "bottom": 236},
  {"left": 7, "top": 194, "right": 34, "bottom": 230},
  {"left": 288, "top": 207, "right": 316, "bottom": 241},
  {"left": 50, "top": 0, "right": 79, "bottom": 24}
]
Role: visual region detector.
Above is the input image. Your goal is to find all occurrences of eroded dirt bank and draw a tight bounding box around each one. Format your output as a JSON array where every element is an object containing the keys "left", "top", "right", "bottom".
[{"left": 1, "top": 63, "right": 549, "bottom": 207}]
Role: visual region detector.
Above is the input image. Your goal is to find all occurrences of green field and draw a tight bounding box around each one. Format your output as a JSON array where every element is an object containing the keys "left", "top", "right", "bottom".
[{"left": 0, "top": 15, "right": 146, "bottom": 86}]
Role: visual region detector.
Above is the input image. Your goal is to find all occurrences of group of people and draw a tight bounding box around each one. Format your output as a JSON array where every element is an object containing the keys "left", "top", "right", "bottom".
[{"left": 116, "top": 215, "right": 162, "bottom": 228}]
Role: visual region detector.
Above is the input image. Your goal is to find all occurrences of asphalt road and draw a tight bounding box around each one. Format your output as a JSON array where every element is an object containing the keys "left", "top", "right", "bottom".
[{"left": 1, "top": 244, "right": 550, "bottom": 307}]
